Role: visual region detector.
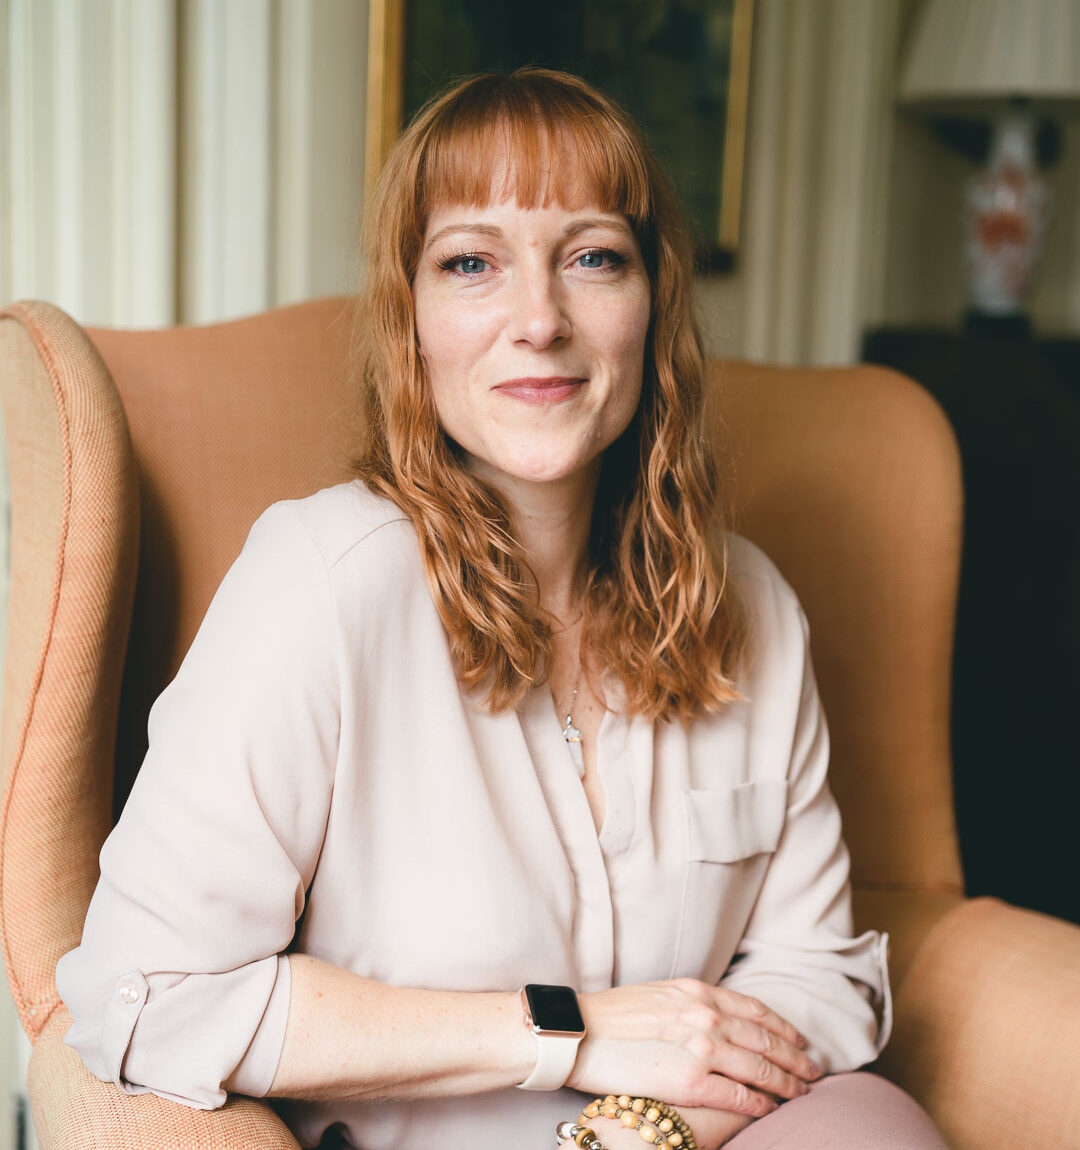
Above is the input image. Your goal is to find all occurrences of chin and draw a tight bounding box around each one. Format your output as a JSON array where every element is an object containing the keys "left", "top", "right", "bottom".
[
  {"left": 505, "top": 465, "right": 580, "bottom": 486},
  {"left": 502, "top": 450, "right": 592, "bottom": 485}
]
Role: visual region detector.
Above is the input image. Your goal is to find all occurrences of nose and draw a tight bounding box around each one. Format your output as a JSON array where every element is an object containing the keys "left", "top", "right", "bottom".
[{"left": 508, "top": 269, "right": 572, "bottom": 349}]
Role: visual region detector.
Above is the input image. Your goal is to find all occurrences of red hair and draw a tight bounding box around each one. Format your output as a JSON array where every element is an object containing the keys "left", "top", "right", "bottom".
[{"left": 352, "top": 69, "right": 747, "bottom": 720}]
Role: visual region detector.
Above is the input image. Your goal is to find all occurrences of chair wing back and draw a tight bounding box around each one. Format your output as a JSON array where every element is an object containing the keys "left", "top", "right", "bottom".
[
  {"left": 0, "top": 301, "right": 138, "bottom": 1039},
  {"left": 709, "top": 360, "right": 966, "bottom": 910},
  {"left": 86, "top": 298, "right": 358, "bottom": 804}
]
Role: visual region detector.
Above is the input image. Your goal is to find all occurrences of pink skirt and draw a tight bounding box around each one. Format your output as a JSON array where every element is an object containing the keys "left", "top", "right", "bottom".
[{"left": 725, "top": 1072, "right": 947, "bottom": 1149}]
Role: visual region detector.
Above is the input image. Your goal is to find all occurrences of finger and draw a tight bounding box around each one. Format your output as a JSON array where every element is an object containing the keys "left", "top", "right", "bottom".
[
  {"left": 696, "top": 1072, "right": 780, "bottom": 1118},
  {"left": 710, "top": 987, "right": 807, "bottom": 1048},
  {"left": 708, "top": 1037, "right": 810, "bottom": 1102},
  {"left": 719, "top": 1015, "right": 822, "bottom": 1082}
]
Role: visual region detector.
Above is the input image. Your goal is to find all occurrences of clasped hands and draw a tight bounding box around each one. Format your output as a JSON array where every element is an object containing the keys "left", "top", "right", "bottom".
[{"left": 558, "top": 978, "right": 821, "bottom": 1150}]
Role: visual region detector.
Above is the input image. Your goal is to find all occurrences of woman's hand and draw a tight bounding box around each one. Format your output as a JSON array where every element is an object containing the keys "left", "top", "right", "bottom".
[{"left": 568, "top": 978, "right": 821, "bottom": 1118}]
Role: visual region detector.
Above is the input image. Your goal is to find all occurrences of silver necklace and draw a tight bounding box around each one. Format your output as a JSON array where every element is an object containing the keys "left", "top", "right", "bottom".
[{"left": 557, "top": 672, "right": 585, "bottom": 776}]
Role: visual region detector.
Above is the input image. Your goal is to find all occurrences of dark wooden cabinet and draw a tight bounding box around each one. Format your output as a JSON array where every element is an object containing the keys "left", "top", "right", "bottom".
[{"left": 863, "top": 321, "right": 1080, "bottom": 925}]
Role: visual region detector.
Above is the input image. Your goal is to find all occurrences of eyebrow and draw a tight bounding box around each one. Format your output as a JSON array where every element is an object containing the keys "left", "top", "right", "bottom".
[
  {"left": 423, "top": 216, "right": 632, "bottom": 250},
  {"left": 423, "top": 222, "right": 504, "bottom": 249}
]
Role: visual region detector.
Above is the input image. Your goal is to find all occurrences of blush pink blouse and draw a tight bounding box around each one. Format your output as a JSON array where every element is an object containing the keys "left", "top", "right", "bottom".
[{"left": 57, "top": 481, "right": 891, "bottom": 1150}]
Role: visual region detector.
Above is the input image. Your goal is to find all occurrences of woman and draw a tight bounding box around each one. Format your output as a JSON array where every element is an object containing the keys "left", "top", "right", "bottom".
[{"left": 57, "top": 70, "right": 946, "bottom": 1150}]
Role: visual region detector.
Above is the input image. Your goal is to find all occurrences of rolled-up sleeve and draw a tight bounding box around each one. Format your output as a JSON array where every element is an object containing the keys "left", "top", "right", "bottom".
[
  {"left": 56, "top": 502, "right": 340, "bottom": 1109},
  {"left": 719, "top": 593, "right": 892, "bottom": 1073}
]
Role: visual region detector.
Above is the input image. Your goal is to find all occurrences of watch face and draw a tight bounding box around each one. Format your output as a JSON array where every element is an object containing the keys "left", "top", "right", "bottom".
[{"left": 524, "top": 984, "right": 585, "bottom": 1035}]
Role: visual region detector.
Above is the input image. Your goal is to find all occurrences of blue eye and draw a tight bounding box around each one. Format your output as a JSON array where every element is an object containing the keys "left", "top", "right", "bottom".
[
  {"left": 577, "top": 249, "right": 624, "bottom": 270},
  {"left": 440, "top": 254, "right": 489, "bottom": 275}
]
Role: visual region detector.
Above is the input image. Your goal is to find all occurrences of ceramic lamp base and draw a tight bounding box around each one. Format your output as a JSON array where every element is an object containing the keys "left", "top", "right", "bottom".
[{"left": 962, "top": 108, "right": 1050, "bottom": 318}]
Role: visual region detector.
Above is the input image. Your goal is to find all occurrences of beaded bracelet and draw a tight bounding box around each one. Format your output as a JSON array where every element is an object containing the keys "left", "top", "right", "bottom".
[
  {"left": 556, "top": 1121, "right": 606, "bottom": 1149},
  {"left": 556, "top": 1095, "right": 698, "bottom": 1150}
]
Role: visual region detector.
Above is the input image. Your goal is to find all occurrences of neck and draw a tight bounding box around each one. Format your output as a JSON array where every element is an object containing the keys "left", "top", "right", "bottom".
[{"left": 470, "top": 461, "right": 600, "bottom": 623}]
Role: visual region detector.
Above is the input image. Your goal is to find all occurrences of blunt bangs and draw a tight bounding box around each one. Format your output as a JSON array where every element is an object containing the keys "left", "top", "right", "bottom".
[{"left": 413, "top": 71, "right": 655, "bottom": 235}]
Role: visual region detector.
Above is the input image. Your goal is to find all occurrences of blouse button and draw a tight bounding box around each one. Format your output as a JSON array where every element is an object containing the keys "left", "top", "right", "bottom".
[{"left": 118, "top": 982, "right": 140, "bottom": 1005}]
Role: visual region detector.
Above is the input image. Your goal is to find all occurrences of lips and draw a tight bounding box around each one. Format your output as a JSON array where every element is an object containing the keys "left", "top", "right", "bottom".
[{"left": 493, "top": 376, "right": 587, "bottom": 404}]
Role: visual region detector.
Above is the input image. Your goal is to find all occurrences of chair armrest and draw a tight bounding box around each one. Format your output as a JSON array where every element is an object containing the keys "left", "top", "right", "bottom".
[
  {"left": 28, "top": 1009, "right": 301, "bottom": 1150},
  {"left": 878, "top": 896, "right": 1080, "bottom": 1150}
]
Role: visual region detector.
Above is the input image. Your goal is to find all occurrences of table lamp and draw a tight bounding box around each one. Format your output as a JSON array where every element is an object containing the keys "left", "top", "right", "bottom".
[{"left": 898, "top": 0, "right": 1080, "bottom": 321}]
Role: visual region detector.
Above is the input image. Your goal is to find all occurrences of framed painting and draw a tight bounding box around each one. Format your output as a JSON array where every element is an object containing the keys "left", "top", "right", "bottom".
[{"left": 365, "top": 0, "right": 755, "bottom": 271}]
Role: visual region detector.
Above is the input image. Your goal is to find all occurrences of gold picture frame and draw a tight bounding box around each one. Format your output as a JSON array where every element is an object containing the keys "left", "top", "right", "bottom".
[{"left": 365, "top": 0, "right": 754, "bottom": 269}]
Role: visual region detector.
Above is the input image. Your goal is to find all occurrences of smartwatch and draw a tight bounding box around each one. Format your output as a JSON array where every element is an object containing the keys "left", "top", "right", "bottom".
[{"left": 516, "top": 983, "right": 587, "bottom": 1091}]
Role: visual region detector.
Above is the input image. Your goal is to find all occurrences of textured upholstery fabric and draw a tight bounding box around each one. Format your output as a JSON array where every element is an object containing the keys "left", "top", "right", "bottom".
[
  {"left": 2, "top": 296, "right": 1077, "bottom": 1150},
  {"left": 879, "top": 897, "right": 1080, "bottom": 1150},
  {"left": 87, "top": 299, "right": 357, "bottom": 806},
  {"left": 711, "top": 361, "right": 965, "bottom": 894},
  {"left": 29, "top": 1008, "right": 301, "bottom": 1149},
  {"left": 0, "top": 302, "right": 138, "bottom": 1042},
  {"left": 851, "top": 888, "right": 964, "bottom": 988}
]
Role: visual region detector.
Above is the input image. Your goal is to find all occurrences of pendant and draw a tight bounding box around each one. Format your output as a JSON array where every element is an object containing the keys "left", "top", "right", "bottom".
[{"left": 562, "top": 715, "right": 585, "bottom": 776}]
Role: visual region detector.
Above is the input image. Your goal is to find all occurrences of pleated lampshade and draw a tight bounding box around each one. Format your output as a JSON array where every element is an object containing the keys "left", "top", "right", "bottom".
[{"left": 899, "top": 0, "right": 1080, "bottom": 113}]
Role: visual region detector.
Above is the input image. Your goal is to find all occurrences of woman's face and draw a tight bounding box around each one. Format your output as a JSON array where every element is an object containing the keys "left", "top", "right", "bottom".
[{"left": 412, "top": 198, "right": 652, "bottom": 492}]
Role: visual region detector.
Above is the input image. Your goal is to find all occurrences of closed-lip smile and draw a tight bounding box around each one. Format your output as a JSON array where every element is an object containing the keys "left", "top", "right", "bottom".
[{"left": 493, "top": 376, "right": 587, "bottom": 404}]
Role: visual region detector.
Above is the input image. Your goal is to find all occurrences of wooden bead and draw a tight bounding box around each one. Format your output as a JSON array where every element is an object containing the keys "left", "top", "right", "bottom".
[{"left": 581, "top": 1094, "right": 698, "bottom": 1150}]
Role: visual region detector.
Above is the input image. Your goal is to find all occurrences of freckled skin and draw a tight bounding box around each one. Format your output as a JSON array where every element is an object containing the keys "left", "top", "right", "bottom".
[{"left": 412, "top": 199, "right": 652, "bottom": 491}]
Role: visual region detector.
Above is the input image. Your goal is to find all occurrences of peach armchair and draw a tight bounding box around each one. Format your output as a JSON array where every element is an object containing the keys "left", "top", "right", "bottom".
[{"left": 1, "top": 297, "right": 1078, "bottom": 1150}]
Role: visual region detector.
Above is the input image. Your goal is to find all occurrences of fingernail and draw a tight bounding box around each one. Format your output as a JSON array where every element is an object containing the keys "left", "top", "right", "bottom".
[
  {"left": 798, "top": 1081, "right": 810, "bottom": 1095},
  {"left": 809, "top": 1062, "right": 823, "bottom": 1079},
  {"left": 797, "top": 1034, "right": 809, "bottom": 1048}
]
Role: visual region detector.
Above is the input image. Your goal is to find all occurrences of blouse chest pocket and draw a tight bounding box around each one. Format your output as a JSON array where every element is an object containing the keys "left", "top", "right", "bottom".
[{"left": 670, "top": 782, "right": 789, "bottom": 982}]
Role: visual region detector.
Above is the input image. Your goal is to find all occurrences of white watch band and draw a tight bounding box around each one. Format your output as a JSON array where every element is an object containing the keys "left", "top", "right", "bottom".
[
  {"left": 516, "top": 1031, "right": 583, "bottom": 1091},
  {"left": 515, "top": 985, "right": 586, "bottom": 1091}
]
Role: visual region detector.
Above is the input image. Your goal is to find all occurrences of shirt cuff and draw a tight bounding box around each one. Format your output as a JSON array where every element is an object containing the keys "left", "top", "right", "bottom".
[
  {"left": 719, "top": 929, "right": 892, "bottom": 1073},
  {"left": 224, "top": 953, "right": 293, "bottom": 1097},
  {"left": 62, "top": 951, "right": 293, "bottom": 1110}
]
